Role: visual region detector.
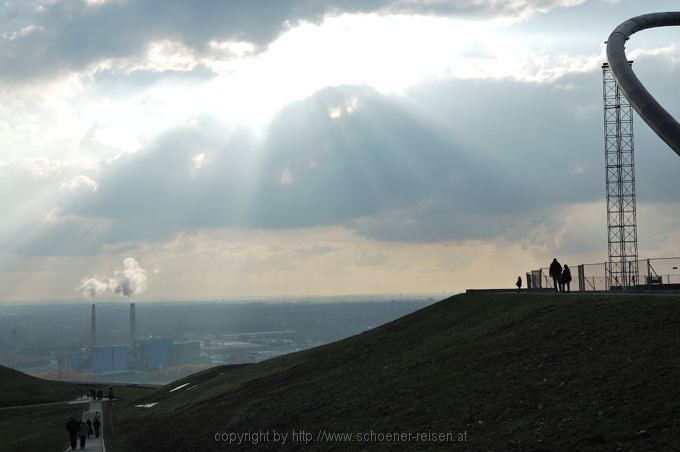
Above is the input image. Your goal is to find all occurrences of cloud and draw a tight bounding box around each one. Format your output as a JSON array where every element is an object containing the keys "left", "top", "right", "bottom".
[
  {"left": 0, "top": 157, "right": 100, "bottom": 179},
  {"left": 0, "top": 0, "right": 587, "bottom": 82},
  {"left": 27, "top": 82, "right": 572, "bottom": 249},
  {"left": 6, "top": 157, "right": 66, "bottom": 178},
  {"left": 7, "top": 45, "right": 680, "bottom": 256},
  {"left": 279, "top": 168, "right": 294, "bottom": 187},
  {"left": 192, "top": 152, "right": 207, "bottom": 177},
  {"left": 62, "top": 175, "right": 99, "bottom": 193},
  {"left": 356, "top": 252, "right": 391, "bottom": 266}
]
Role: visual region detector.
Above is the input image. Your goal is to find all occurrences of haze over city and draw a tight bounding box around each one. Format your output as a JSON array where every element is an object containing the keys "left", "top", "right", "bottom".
[{"left": 1, "top": 0, "right": 679, "bottom": 302}]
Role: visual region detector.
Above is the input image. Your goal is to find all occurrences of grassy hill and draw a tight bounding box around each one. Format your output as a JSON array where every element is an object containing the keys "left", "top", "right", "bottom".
[
  {"left": 0, "top": 365, "right": 88, "bottom": 451},
  {"left": 0, "top": 403, "right": 87, "bottom": 452},
  {"left": 0, "top": 365, "right": 156, "bottom": 451},
  {"left": 0, "top": 365, "right": 83, "bottom": 407},
  {"left": 110, "top": 292, "right": 680, "bottom": 451}
]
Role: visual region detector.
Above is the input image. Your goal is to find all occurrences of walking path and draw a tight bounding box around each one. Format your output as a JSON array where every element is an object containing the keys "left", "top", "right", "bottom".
[{"left": 64, "top": 399, "right": 105, "bottom": 452}]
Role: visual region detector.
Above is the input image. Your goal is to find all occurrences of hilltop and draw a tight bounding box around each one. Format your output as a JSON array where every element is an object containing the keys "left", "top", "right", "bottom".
[
  {"left": 0, "top": 365, "right": 83, "bottom": 407},
  {"left": 107, "top": 293, "right": 680, "bottom": 450}
]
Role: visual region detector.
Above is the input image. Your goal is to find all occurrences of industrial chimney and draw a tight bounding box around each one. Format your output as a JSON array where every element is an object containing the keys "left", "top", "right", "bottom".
[
  {"left": 91, "top": 304, "right": 96, "bottom": 348},
  {"left": 129, "top": 302, "right": 136, "bottom": 350}
]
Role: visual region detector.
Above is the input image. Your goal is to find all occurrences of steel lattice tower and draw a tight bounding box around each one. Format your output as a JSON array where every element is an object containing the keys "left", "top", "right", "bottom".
[{"left": 602, "top": 62, "right": 639, "bottom": 290}]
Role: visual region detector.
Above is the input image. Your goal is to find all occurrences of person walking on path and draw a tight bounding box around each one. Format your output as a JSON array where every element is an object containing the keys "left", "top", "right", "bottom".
[
  {"left": 65, "top": 400, "right": 104, "bottom": 452},
  {"left": 66, "top": 417, "right": 79, "bottom": 450},
  {"left": 78, "top": 421, "right": 89, "bottom": 449},
  {"left": 93, "top": 414, "right": 101, "bottom": 438},
  {"left": 562, "top": 264, "right": 572, "bottom": 293},
  {"left": 516, "top": 276, "right": 522, "bottom": 292},
  {"left": 86, "top": 419, "right": 93, "bottom": 438},
  {"left": 549, "top": 258, "right": 562, "bottom": 292}
]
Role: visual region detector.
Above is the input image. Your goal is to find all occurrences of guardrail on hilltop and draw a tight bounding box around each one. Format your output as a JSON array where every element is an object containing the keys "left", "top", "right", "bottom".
[{"left": 526, "top": 256, "right": 680, "bottom": 292}]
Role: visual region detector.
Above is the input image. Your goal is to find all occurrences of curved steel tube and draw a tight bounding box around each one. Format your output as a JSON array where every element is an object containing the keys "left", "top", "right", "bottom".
[{"left": 606, "top": 12, "right": 680, "bottom": 157}]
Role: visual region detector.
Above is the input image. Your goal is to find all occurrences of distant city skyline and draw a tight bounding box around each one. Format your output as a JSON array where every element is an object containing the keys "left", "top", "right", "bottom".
[{"left": 1, "top": 0, "right": 680, "bottom": 301}]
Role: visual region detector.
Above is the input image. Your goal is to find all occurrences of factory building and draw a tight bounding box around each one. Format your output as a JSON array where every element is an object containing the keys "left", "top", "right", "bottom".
[
  {"left": 112, "top": 346, "right": 128, "bottom": 370},
  {"left": 171, "top": 340, "right": 202, "bottom": 366},
  {"left": 59, "top": 304, "right": 203, "bottom": 374},
  {"left": 92, "top": 345, "right": 129, "bottom": 373},
  {"left": 67, "top": 351, "right": 83, "bottom": 371},
  {"left": 142, "top": 338, "right": 173, "bottom": 370}
]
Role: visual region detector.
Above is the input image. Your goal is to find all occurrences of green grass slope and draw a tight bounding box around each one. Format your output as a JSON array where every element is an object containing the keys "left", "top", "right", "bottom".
[
  {"left": 0, "top": 365, "right": 83, "bottom": 407},
  {"left": 0, "top": 403, "right": 85, "bottom": 452},
  {"left": 112, "top": 293, "right": 680, "bottom": 451}
]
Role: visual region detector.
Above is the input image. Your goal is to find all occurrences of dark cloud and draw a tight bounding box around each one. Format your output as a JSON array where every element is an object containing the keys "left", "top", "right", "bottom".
[
  {"left": 0, "top": 0, "right": 583, "bottom": 82},
  {"left": 72, "top": 81, "right": 569, "bottom": 245},
  {"left": 63, "top": 86, "right": 468, "bottom": 236},
  {"left": 9, "top": 47, "right": 680, "bottom": 255}
]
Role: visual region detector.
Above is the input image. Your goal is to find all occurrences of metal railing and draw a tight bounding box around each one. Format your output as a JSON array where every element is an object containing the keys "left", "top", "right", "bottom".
[{"left": 526, "top": 256, "right": 680, "bottom": 292}]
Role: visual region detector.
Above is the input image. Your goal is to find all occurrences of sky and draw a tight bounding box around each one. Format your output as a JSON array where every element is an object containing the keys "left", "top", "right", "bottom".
[{"left": 1, "top": 0, "right": 680, "bottom": 301}]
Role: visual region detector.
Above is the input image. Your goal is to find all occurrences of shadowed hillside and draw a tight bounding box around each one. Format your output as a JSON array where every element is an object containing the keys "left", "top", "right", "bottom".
[
  {"left": 0, "top": 365, "right": 157, "bottom": 451},
  {"left": 0, "top": 365, "right": 83, "bottom": 407},
  {"left": 110, "top": 293, "right": 680, "bottom": 451}
]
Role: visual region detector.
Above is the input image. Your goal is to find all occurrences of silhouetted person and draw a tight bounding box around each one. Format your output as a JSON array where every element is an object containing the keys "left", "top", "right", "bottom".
[
  {"left": 562, "top": 264, "right": 572, "bottom": 293},
  {"left": 93, "top": 414, "right": 101, "bottom": 438},
  {"left": 86, "top": 419, "right": 93, "bottom": 438},
  {"left": 108, "top": 387, "right": 114, "bottom": 400},
  {"left": 78, "top": 421, "right": 89, "bottom": 449},
  {"left": 66, "top": 417, "right": 79, "bottom": 450},
  {"left": 549, "top": 258, "right": 562, "bottom": 292},
  {"left": 97, "top": 390, "right": 103, "bottom": 401},
  {"left": 516, "top": 276, "right": 522, "bottom": 292}
]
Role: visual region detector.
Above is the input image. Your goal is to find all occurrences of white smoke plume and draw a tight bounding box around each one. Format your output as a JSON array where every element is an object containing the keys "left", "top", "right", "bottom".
[
  {"left": 75, "top": 257, "right": 150, "bottom": 299},
  {"left": 76, "top": 277, "right": 108, "bottom": 299},
  {"left": 108, "top": 257, "right": 148, "bottom": 298}
]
